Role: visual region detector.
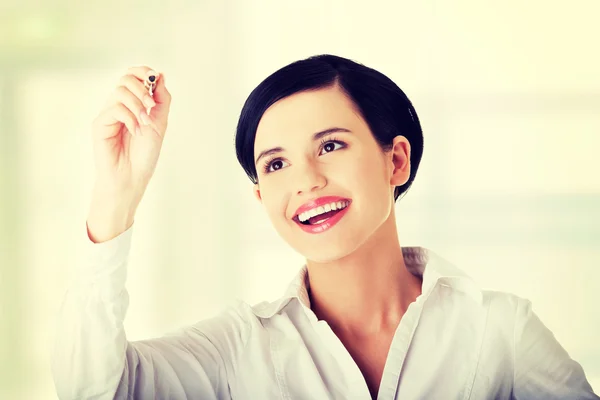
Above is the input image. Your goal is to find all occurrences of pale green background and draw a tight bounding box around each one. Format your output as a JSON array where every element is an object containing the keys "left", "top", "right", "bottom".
[{"left": 0, "top": 1, "right": 598, "bottom": 398}]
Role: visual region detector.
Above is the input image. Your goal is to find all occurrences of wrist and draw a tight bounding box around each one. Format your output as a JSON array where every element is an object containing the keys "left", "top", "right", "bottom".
[{"left": 86, "top": 186, "right": 139, "bottom": 243}]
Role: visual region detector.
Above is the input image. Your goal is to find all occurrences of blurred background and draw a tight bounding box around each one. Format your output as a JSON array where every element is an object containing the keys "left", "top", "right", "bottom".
[{"left": 1, "top": 0, "right": 599, "bottom": 398}]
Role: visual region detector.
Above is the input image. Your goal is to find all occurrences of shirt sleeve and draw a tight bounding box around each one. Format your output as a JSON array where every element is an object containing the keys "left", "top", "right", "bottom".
[
  {"left": 512, "top": 297, "right": 599, "bottom": 399},
  {"left": 51, "top": 223, "right": 231, "bottom": 400}
]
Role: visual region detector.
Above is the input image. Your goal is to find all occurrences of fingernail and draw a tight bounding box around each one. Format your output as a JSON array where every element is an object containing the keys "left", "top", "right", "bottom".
[
  {"left": 139, "top": 111, "right": 151, "bottom": 126},
  {"left": 135, "top": 126, "right": 141, "bottom": 136},
  {"left": 143, "top": 95, "right": 156, "bottom": 108}
]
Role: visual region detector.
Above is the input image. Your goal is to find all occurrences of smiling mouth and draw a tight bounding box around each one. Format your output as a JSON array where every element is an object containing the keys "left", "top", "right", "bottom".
[
  {"left": 292, "top": 200, "right": 351, "bottom": 234},
  {"left": 293, "top": 200, "right": 351, "bottom": 226},
  {"left": 296, "top": 208, "right": 344, "bottom": 225}
]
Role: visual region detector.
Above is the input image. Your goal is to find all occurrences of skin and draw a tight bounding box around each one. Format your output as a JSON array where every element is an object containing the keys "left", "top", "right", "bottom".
[{"left": 252, "top": 84, "right": 423, "bottom": 398}]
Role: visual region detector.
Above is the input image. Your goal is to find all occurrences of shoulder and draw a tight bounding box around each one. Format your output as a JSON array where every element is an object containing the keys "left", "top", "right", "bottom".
[
  {"left": 184, "top": 299, "right": 267, "bottom": 344},
  {"left": 180, "top": 296, "right": 295, "bottom": 350},
  {"left": 478, "top": 289, "right": 531, "bottom": 335},
  {"left": 476, "top": 289, "right": 554, "bottom": 359},
  {"left": 445, "top": 286, "right": 597, "bottom": 397},
  {"left": 153, "top": 300, "right": 265, "bottom": 373},
  {"left": 424, "top": 248, "right": 531, "bottom": 326},
  {"left": 481, "top": 289, "right": 527, "bottom": 318}
]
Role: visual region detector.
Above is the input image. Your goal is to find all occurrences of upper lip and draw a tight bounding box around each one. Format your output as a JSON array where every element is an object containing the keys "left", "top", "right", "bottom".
[{"left": 292, "top": 196, "right": 351, "bottom": 220}]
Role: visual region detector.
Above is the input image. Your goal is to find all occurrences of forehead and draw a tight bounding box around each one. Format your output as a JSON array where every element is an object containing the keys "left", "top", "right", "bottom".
[{"left": 254, "top": 86, "right": 363, "bottom": 150}]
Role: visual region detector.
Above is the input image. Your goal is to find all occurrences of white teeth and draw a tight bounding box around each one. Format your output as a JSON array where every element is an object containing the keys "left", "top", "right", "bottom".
[{"left": 298, "top": 200, "right": 350, "bottom": 222}]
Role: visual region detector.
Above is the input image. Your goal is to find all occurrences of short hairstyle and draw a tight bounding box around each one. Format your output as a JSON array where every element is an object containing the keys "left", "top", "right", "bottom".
[{"left": 235, "top": 54, "right": 424, "bottom": 201}]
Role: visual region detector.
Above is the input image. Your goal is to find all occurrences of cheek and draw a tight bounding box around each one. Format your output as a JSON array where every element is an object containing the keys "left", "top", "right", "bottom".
[
  {"left": 260, "top": 186, "right": 287, "bottom": 220},
  {"left": 347, "top": 151, "right": 388, "bottom": 187}
]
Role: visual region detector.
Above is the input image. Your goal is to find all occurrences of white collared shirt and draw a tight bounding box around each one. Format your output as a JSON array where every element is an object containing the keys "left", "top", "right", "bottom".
[{"left": 51, "top": 224, "right": 598, "bottom": 399}]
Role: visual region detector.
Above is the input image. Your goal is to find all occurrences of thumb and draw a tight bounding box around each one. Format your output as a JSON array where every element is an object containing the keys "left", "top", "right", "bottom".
[{"left": 150, "top": 72, "right": 171, "bottom": 122}]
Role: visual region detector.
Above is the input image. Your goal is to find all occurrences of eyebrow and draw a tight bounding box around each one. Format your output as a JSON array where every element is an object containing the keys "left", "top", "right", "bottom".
[{"left": 254, "top": 127, "right": 352, "bottom": 166}]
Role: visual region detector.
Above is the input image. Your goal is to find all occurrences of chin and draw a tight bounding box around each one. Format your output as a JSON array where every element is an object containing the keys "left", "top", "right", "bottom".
[
  {"left": 301, "top": 249, "right": 347, "bottom": 264},
  {"left": 276, "top": 213, "right": 377, "bottom": 264},
  {"left": 292, "top": 234, "right": 365, "bottom": 264}
]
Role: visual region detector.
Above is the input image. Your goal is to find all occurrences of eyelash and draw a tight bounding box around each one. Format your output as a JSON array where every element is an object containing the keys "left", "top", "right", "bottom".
[{"left": 262, "top": 137, "right": 346, "bottom": 174}]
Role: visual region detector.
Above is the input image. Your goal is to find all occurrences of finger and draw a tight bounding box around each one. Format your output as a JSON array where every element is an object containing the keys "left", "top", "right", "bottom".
[
  {"left": 113, "top": 85, "right": 159, "bottom": 132},
  {"left": 93, "top": 103, "right": 139, "bottom": 140},
  {"left": 125, "top": 65, "right": 156, "bottom": 82},
  {"left": 124, "top": 66, "right": 164, "bottom": 106},
  {"left": 118, "top": 74, "right": 156, "bottom": 110},
  {"left": 151, "top": 71, "right": 171, "bottom": 109}
]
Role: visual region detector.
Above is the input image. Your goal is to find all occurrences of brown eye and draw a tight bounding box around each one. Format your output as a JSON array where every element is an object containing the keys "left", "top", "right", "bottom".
[
  {"left": 319, "top": 140, "right": 344, "bottom": 155},
  {"left": 264, "top": 158, "right": 289, "bottom": 174}
]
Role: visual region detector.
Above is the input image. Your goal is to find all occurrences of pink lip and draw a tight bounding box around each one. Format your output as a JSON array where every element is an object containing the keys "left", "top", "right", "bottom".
[
  {"left": 293, "top": 196, "right": 350, "bottom": 219},
  {"left": 292, "top": 196, "right": 352, "bottom": 235}
]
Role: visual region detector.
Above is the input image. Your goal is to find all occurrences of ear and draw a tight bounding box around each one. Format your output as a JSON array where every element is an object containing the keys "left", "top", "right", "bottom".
[
  {"left": 389, "top": 135, "right": 411, "bottom": 187},
  {"left": 253, "top": 183, "right": 262, "bottom": 203}
]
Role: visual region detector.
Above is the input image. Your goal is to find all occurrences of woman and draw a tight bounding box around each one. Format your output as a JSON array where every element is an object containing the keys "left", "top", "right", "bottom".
[{"left": 52, "top": 55, "right": 598, "bottom": 399}]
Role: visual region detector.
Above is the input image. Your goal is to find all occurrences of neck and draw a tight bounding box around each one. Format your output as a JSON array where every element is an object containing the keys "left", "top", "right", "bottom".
[{"left": 306, "top": 212, "right": 422, "bottom": 338}]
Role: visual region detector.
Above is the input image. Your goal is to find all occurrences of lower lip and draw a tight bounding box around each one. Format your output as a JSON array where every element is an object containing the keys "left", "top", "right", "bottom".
[{"left": 294, "top": 204, "right": 351, "bottom": 234}]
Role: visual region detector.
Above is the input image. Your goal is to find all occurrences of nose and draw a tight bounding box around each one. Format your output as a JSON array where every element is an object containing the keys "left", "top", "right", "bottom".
[{"left": 294, "top": 161, "right": 327, "bottom": 195}]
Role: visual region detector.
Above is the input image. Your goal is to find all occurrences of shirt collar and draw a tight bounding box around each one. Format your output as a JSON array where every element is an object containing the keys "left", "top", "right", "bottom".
[{"left": 251, "top": 246, "right": 482, "bottom": 319}]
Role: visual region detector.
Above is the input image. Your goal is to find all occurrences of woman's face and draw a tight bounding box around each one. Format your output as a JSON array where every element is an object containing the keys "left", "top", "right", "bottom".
[{"left": 253, "top": 85, "right": 410, "bottom": 262}]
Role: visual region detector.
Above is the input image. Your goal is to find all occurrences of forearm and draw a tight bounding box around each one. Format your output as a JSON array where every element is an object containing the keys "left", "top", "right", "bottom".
[
  {"left": 86, "top": 183, "right": 139, "bottom": 243},
  {"left": 51, "top": 225, "right": 133, "bottom": 399}
]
